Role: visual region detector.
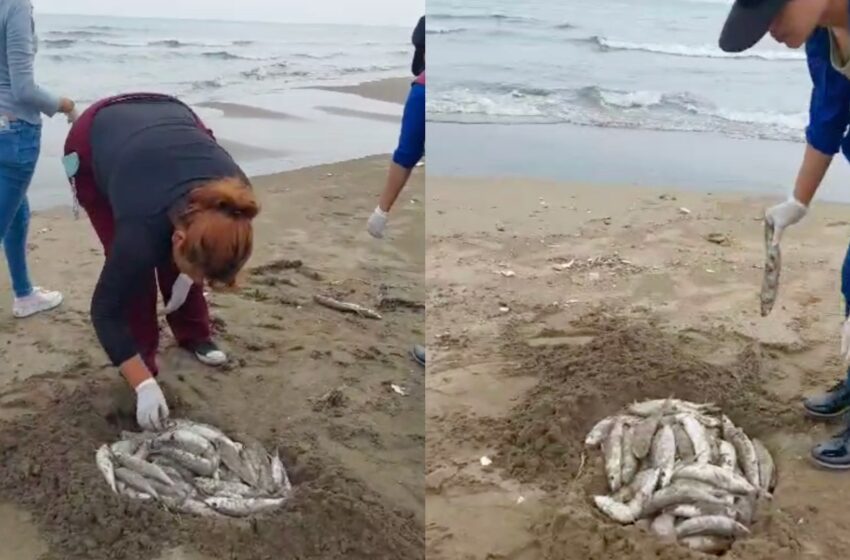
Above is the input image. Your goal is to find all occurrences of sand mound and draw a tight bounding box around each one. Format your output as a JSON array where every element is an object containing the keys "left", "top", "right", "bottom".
[
  {"left": 0, "top": 381, "right": 423, "bottom": 560},
  {"left": 480, "top": 315, "right": 805, "bottom": 559}
]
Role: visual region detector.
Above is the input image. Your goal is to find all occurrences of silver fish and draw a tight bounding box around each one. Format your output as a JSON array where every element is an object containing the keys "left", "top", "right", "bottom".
[
  {"left": 621, "top": 426, "right": 638, "bottom": 486},
  {"left": 219, "top": 438, "right": 257, "bottom": 486},
  {"left": 602, "top": 419, "right": 624, "bottom": 492},
  {"left": 177, "top": 498, "right": 226, "bottom": 518},
  {"left": 194, "top": 477, "right": 257, "bottom": 498},
  {"left": 649, "top": 513, "right": 676, "bottom": 542},
  {"left": 110, "top": 439, "right": 140, "bottom": 456},
  {"left": 204, "top": 496, "right": 286, "bottom": 517},
  {"left": 671, "top": 423, "right": 695, "bottom": 462},
  {"left": 728, "top": 427, "right": 760, "bottom": 489},
  {"left": 632, "top": 411, "right": 663, "bottom": 460},
  {"left": 154, "top": 447, "right": 216, "bottom": 477},
  {"left": 672, "top": 464, "right": 755, "bottom": 495},
  {"left": 643, "top": 483, "right": 727, "bottom": 517},
  {"left": 680, "top": 535, "right": 733, "bottom": 554},
  {"left": 651, "top": 424, "right": 676, "bottom": 487},
  {"left": 761, "top": 218, "right": 781, "bottom": 317},
  {"left": 628, "top": 399, "right": 719, "bottom": 417},
  {"left": 157, "top": 429, "right": 213, "bottom": 456},
  {"left": 114, "top": 467, "right": 159, "bottom": 498},
  {"left": 718, "top": 440, "right": 737, "bottom": 472},
  {"left": 585, "top": 416, "right": 616, "bottom": 448},
  {"left": 117, "top": 482, "right": 153, "bottom": 501},
  {"left": 112, "top": 452, "right": 174, "bottom": 486},
  {"left": 679, "top": 414, "right": 711, "bottom": 464},
  {"left": 593, "top": 495, "right": 636, "bottom": 524},
  {"left": 270, "top": 451, "right": 286, "bottom": 490},
  {"left": 667, "top": 502, "right": 737, "bottom": 520},
  {"left": 95, "top": 444, "right": 117, "bottom": 494},
  {"left": 676, "top": 514, "right": 751, "bottom": 539},
  {"left": 752, "top": 438, "right": 776, "bottom": 494}
]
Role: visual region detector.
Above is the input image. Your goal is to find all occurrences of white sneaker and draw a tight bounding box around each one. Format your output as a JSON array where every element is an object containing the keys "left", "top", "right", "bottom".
[
  {"left": 13, "top": 287, "right": 63, "bottom": 318},
  {"left": 192, "top": 341, "right": 228, "bottom": 366}
]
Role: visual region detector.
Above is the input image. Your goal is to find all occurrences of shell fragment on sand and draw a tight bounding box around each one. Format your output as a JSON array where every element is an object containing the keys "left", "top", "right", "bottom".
[{"left": 94, "top": 418, "right": 291, "bottom": 518}]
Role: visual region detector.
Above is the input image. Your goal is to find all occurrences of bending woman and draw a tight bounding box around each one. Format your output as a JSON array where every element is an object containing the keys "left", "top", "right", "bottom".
[
  {"left": 0, "top": 0, "right": 75, "bottom": 317},
  {"left": 63, "top": 93, "right": 259, "bottom": 430}
]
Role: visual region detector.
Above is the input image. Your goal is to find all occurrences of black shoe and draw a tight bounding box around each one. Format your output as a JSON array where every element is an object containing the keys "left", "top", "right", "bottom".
[
  {"left": 811, "top": 427, "right": 850, "bottom": 469},
  {"left": 191, "top": 340, "right": 228, "bottom": 367},
  {"left": 411, "top": 344, "right": 425, "bottom": 367},
  {"left": 803, "top": 380, "right": 850, "bottom": 418}
]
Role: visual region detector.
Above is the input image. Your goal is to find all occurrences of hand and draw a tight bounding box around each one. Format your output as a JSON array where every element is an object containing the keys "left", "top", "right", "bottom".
[
  {"left": 58, "top": 97, "right": 75, "bottom": 114},
  {"left": 842, "top": 318, "right": 850, "bottom": 363},
  {"left": 765, "top": 196, "right": 807, "bottom": 245},
  {"left": 367, "top": 206, "right": 388, "bottom": 239},
  {"left": 135, "top": 378, "right": 169, "bottom": 431}
]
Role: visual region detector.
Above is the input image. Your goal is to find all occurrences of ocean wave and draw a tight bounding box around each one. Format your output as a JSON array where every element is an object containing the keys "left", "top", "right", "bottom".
[
  {"left": 553, "top": 22, "right": 576, "bottom": 30},
  {"left": 427, "top": 27, "right": 469, "bottom": 35},
  {"left": 427, "top": 85, "right": 807, "bottom": 141},
  {"left": 241, "top": 63, "right": 310, "bottom": 80},
  {"left": 46, "top": 30, "right": 112, "bottom": 38},
  {"left": 429, "top": 13, "right": 538, "bottom": 24},
  {"left": 232, "top": 40, "right": 254, "bottom": 46},
  {"left": 202, "top": 51, "right": 255, "bottom": 60},
  {"left": 340, "top": 64, "right": 397, "bottom": 74},
  {"left": 292, "top": 52, "right": 345, "bottom": 59},
  {"left": 582, "top": 35, "right": 804, "bottom": 60},
  {"left": 43, "top": 39, "right": 75, "bottom": 49}
]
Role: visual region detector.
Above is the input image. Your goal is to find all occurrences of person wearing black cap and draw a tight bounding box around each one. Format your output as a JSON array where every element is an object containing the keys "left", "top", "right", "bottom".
[{"left": 719, "top": 0, "right": 850, "bottom": 468}]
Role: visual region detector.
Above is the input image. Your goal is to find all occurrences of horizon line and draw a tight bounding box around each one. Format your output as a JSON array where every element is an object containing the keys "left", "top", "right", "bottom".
[{"left": 34, "top": 11, "right": 412, "bottom": 28}]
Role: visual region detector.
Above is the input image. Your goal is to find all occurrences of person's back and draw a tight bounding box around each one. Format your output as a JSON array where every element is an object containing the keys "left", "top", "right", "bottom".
[{"left": 0, "top": 0, "right": 60, "bottom": 123}]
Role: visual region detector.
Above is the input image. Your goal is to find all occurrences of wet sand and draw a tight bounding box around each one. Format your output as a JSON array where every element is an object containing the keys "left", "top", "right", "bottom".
[
  {"left": 0, "top": 154, "right": 424, "bottom": 559},
  {"left": 317, "top": 77, "right": 412, "bottom": 104},
  {"left": 426, "top": 176, "right": 850, "bottom": 559}
]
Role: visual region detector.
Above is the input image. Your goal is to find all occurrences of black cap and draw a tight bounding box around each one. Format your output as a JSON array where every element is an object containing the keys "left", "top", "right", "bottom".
[{"left": 718, "top": 0, "right": 790, "bottom": 52}]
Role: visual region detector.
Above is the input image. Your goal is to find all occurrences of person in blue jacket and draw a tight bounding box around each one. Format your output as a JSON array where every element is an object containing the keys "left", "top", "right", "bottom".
[
  {"left": 719, "top": 0, "right": 850, "bottom": 467},
  {"left": 367, "top": 16, "right": 426, "bottom": 367}
]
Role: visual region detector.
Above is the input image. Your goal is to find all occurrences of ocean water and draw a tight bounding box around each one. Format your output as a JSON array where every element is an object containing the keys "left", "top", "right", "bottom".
[
  {"left": 25, "top": 14, "right": 414, "bottom": 209},
  {"left": 427, "top": 0, "right": 812, "bottom": 143}
]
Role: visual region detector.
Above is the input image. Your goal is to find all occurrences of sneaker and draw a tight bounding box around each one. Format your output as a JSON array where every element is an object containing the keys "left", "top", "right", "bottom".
[
  {"left": 13, "top": 287, "right": 63, "bottom": 318},
  {"left": 411, "top": 344, "right": 425, "bottom": 367},
  {"left": 191, "top": 340, "right": 228, "bottom": 367},
  {"left": 811, "top": 427, "right": 850, "bottom": 469},
  {"left": 803, "top": 380, "right": 850, "bottom": 418}
]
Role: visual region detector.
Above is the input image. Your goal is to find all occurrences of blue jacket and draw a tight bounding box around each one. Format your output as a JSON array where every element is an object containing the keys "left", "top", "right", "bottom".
[
  {"left": 392, "top": 80, "right": 425, "bottom": 169},
  {"left": 806, "top": 28, "right": 850, "bottom": 158}
]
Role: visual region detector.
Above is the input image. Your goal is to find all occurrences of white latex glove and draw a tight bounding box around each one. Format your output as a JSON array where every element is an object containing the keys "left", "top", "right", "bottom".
[
  {"left": 367, "top": 206, "right": 388, "bottom": 239},
  {"left": 765, "top": 196, "right": 808, "bottom": 246},
  {"left": 66, "top": 108, "right": 78, "bottom": 124},
  {"left": 164, "top": 273, "right": 194, "bottom": 314},
  {"left": 842, "top": 318, "right": 850, "bottom": 363},
  {"left": 135, "top": 378, "right": 169, "bottom": 431}
]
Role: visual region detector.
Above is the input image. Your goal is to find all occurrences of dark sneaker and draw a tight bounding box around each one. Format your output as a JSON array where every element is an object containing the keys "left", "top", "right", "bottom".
[
  {"left": 803, "top": 380, "right": 850, "bottom": 418},
  {"left": 411, "top": 344, "right": 425, "bottom": 367},
  {"left": 811, "top": 427, "right": 850, "bottom": 469},
  {"left": 191, "top": 340, "right": 228, "bottom": 367}
]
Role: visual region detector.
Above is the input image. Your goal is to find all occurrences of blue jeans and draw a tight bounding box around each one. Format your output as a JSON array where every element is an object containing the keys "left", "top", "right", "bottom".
[{"left": 0, "top": 120, "right": 40, "bottom": 298}]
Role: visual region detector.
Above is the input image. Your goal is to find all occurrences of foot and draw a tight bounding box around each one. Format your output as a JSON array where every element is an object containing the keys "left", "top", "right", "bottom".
[
  {"left": 13, "top": 287, "right": 63, "bottom": 318},
  {"left": 803, "top": 380, "right": 850, "bottom": 418},
  {"left": 411, "top": 344, "right": 425, "bottom": 367},
  {"left": 811, "top": 427, "right": 850, "bottom": 469},
  {"left": 191, "top": 340, "right": 228, "bottom": 367}
]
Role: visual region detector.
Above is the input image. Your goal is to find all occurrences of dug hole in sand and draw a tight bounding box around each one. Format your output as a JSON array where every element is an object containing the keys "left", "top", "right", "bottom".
[
  {"left": 426, "top": 177, "right": 850, "bottom": 560},
  {"left": 0, "top": 154, "right": 424, "bottom": 560}
]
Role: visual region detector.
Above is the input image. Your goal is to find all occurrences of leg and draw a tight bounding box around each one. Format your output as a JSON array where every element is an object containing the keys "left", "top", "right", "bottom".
[
  {"left": 3, "top": 195, "right": 31, "bottom": 297},
  {"left": 0, "top": 123, "right": 36, "bottom": 297}
]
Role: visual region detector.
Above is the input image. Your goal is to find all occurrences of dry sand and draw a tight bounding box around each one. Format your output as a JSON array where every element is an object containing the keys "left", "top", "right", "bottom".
[
  {"left": 0, "top": 154, "right": 424, "bottom": 559},
  {"left": 426, "top": 176, "right": 850, "bottom": 559}
]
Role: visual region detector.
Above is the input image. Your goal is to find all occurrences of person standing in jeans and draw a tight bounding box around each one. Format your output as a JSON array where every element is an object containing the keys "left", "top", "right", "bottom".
[{"left": 0, "top": 0, "right": 75, "bottom": 317}]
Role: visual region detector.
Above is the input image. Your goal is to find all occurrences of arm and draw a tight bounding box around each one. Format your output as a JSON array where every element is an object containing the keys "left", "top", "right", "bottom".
[
  {"left": 798, "top": 28, "right": 850, "bottom": 204},
  {"left": 6, "top": 0, "right": 61, "bottom": 116},
  {"left": 380, "top": 84, "right": 425, "bottom": 212},
  {"left": 90, "top": 224, "right": 157, "bottom": 389}
]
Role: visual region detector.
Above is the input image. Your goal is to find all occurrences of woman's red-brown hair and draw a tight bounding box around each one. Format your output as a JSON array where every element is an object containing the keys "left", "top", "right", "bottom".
[{"left": 175, "top": 176, "right": 260, "bottom": 286}]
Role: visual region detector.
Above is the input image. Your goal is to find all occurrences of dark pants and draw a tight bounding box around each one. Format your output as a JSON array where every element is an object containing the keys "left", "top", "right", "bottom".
[{"left": 64, "top": 94, "right": 212, "bottom": 374}]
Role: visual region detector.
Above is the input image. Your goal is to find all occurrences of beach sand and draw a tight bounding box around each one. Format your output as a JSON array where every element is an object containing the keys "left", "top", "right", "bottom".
[
  {"left": 317, "top": 77, "right": 413, "bottom": 105},
  {"left": 426, "top": 176, "right": 850, "bottom": 559},
  {"left": 0, "top": 75, "right": 424, "bottom": 559}
]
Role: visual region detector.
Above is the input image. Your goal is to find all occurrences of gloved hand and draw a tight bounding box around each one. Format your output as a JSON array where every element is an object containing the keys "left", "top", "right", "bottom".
[
  {"left": 842, "top": 318, "right": 850, "bottom": 363},
  {"left": 135, "top": 378, "right": 169, "bottom": 431},
  {"left": 367, "top": 206, "right": 388, "bottom": 239},
  {"left": 765, "top": 196, "right": 808, "bottom": 246}
]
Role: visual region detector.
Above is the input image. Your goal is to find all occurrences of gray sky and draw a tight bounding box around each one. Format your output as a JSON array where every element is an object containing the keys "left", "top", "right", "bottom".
[{"left": 35, "top": 0, "right": 423, "bottom": 26}]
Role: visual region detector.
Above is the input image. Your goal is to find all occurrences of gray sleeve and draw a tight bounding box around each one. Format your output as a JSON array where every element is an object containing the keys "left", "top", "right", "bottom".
[{"left": 5, "top": 1, "right": 60, "bottom": 116}]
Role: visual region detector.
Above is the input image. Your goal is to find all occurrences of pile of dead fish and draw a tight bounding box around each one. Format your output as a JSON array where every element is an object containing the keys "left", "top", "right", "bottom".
[
  {"left": 95, "top": 419, "right": 291, "bottom": 518},
  {"left": 585, "top": 399, "right": 776, "bottom": 555}
]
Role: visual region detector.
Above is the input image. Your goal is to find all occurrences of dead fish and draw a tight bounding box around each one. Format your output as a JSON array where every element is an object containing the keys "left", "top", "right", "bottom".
[
  {"left": 148, "top": 478, "right": 193, "bottom": 500},
  {"left": 242, "top": 440, "right": 275, "bottom": 492},
  {"left": 194, "top": 477, "right": 257, "bottom": 498},
  {"left": 732, "top": 496, "right": 756, "bottom": 525},
  {"left": 679, "top": 414, "right": 712, "bottom": 464},
  {"left": 172, "top": 419, "right": 242, "bottom": 451},
  {"left": 671, "top": 423, "right": 695, "bottom": 462},
  {"left": 157, "top": 429, "right": 213, "bottom": 456},
  {"left": 718, "top": 440, "right": 737, "bottom": 472},
  {"left": 95, "top": 444, "right": 117, "bottom": 493},
  {"left": 110, "top": 439, "right": 140, "bottom": 456},
  {"left": 151, "top": 456, "right": 196, "bottom": 482},
  {"left": 593, "top": 495, "right": 636, "bottom": 524},
  {"left": 672, "top": 464, "right": 755, "bottom": 495},
  {"left": 643, "top": 483, "right": 728, "bottom": 517},
  {"left": 218, "top": 438, "right": 257, "bottom": 486},
  {"left": 728, "top": 427, "right": 760, "bottom": 489},
  {"left": 650, "top": 424, "right": 676, "bottom": 487},
  {"left": 752, "top": 438, "right": 776, "bottom": 493},
  {"left": 676, "top": 514, "right": 751, "bottom": 539},
  {"left": 667, "top": 502, "right": 736, "bottom": 520},
  {"left": 628, "top": 468, "right": 661, "bottom": 517},
  {"left": 621, "top": 426, "right": 638, "bottom": 486},
  {"left": 112, "top": 452, "right": 174, "bottom": 486},
  {"left": 692, "top": 412, "right": 721, "bottom": 429},
  {"left": 649, "top": 513, "right": 676, "bottom": 542},
  {"left": 761, "top": 218, "right": 781, "bottom": 317},
  {"left": 154, "top": 447, "right": 217, "bottom": 477},
  {"left": 177, "top": 498, "right": 226, "bottom": 518},
  {"left": 680, "top": 535, "right": 733, "bottom": 554},
  {"left": 117, "top": 482, "right": 153, "bottom": 501},
  {"left": 632, "top": 410, "right": 663, "bottom": 460},
  {"left": 270, "top": 451, "right": 286, "bottom": 490},
  {"left": 628, "top": 399, "right": 719, "bottom": 417},
  {"left": 603, "top": 419, "right": 625, "bottom": 492},
  {"left": 115, "top": 467, "right": 159, "bottom": 498},
  {"left": 204, "top": 496, "right": 286, "bottom": 517},
  {"left": 132, "top": 440, "right": 150, "bottom": 461},
  {"left": 585, "top": 416, "right": 616, "bottom": 448}
]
